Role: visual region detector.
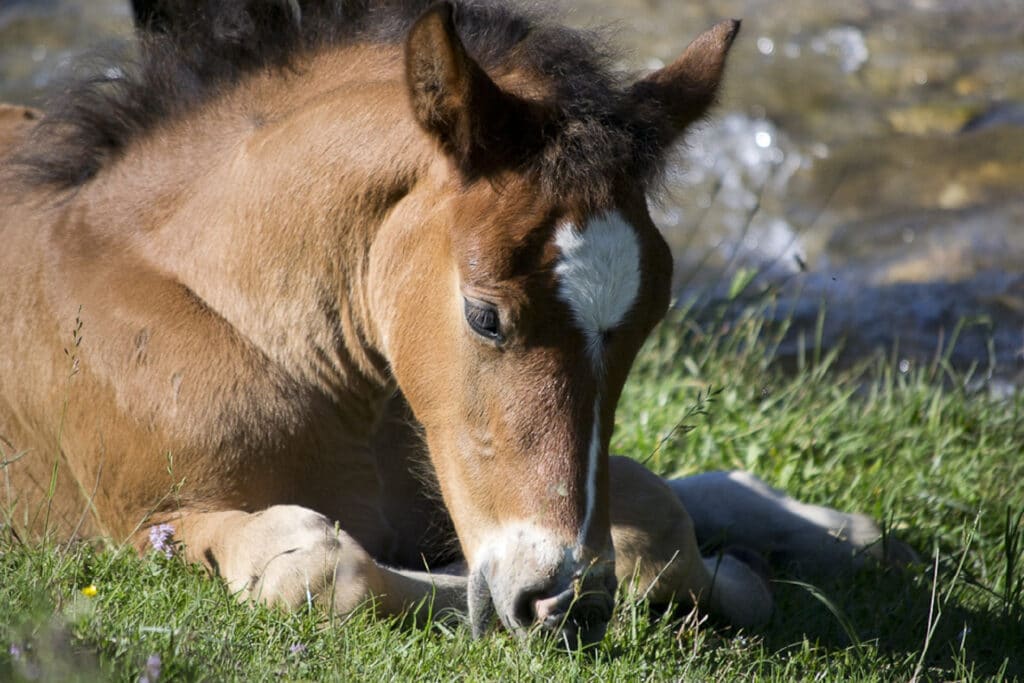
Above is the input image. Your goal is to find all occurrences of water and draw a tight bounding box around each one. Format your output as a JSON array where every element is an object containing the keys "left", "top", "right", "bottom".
[
  {"left": 0, "top": 0, "right": 131, "bottom": 105},
  {"left": 2, "top": 0, "right": 1022, "bottom": 383},
  {"left": 581, "top": 0, "right": 1024, "bottom": 384}
]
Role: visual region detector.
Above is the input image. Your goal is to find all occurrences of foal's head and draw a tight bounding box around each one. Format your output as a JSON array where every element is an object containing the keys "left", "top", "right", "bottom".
[{"left": 376, "top": 3, "right": 738, "bottom": 647}]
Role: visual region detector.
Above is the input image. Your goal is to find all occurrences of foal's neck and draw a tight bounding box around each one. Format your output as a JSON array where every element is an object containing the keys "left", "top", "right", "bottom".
[{"left": 92, "top": 46, "right": 432, "bottom": 418}]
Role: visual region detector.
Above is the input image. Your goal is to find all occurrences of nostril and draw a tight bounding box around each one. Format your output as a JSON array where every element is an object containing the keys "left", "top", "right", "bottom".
[
  {"left": 511, "top": 573, "right": 616, "bottom": 640},
  {"left": 574, "top": 597, "right": 610, "bottom": 626},
  {"left": 534, "top": 583, "right": 614, "bottom": 649}
]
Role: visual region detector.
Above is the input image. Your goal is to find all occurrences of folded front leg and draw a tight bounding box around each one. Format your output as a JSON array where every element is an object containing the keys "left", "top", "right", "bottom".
[
  {"left": 609, "top": 457, "right": 773, "bottom": 628},
  {"left": 139, "top": 506, "right": 466, "bottom": 621}
]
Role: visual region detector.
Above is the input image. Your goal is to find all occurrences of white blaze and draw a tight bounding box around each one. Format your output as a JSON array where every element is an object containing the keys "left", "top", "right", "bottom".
[
  {"left": 553, "top": 211, "right": 642, "bottom": 363},
  {"left": 553, "top": 211, "right": 641, "bottom": 551}
]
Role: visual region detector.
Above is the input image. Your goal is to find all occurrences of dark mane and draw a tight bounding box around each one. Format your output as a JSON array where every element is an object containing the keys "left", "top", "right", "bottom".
[{"left": 11, "top": 0, "right": 664, "bottom": 200}]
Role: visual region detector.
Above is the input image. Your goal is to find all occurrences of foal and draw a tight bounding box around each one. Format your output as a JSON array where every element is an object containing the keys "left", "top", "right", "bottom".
[{"left": 0, "top": 1, "right": 906, "bottom": 648}]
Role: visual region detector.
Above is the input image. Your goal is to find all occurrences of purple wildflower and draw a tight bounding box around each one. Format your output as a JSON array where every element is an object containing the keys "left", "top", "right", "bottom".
[
  {"left": 289, "top": 643, "right": 307, "bottom": 656},
  {"left": 8, "top": 643, "right": 22, "bottom": 660},
  {"left": 139, "top": 653, "right": 161, "bottom": 683},
  {"left": 148, "top": 523, "right": 175, "bottom": 558}
]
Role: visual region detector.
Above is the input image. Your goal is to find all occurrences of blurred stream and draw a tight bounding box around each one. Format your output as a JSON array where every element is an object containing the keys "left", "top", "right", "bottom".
[{"left": 2, "top": 0, "right": 1022, "bottom": 387}]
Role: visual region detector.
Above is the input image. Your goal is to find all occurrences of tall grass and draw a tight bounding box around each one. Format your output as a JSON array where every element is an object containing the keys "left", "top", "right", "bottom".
[{"left": 3, "top": 305, "right": 1022, "bottom": 681}]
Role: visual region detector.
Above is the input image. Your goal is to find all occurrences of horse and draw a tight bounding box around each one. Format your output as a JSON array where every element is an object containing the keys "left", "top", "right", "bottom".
[{"left": 0, "top": 0, "right": 909, "bottom": 648}]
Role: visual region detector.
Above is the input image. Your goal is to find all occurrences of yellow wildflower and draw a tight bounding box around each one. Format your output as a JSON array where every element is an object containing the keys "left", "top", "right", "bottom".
[{"left": 81, "top": 584, "right": 98, "bottom": 598}]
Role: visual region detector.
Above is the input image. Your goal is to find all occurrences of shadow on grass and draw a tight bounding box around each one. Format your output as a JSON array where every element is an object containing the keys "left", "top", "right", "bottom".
[{"left": 747, "top": 561, "right": 1024, "bottom": 679}]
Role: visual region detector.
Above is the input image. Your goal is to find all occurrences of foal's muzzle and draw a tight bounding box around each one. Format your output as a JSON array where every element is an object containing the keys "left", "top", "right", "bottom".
[
  {"left": 467, "top": 525, "right": 616, "bottom": 649},
  {"left": 529, "top": 572, "right": 617, "bottom": 649}
]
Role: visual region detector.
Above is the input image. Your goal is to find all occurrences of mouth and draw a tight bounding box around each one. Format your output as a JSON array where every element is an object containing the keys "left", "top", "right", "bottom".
[
  {"left": 467, "top": 562, "right": 615, "bottom": 649},
  {"left": 534, "top": 582, "right": 614, "bottom": 650}
]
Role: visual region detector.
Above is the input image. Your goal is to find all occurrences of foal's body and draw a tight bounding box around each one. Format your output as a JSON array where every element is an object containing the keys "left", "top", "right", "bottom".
[
  {"left": 1, "top": 46, "right": 431, "bottom": 550},
  {"left": 0, "top": 2, "right": 902, "bottom": 645}
]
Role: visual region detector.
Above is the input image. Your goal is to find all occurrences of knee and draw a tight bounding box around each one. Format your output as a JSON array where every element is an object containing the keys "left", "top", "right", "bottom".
[
  {"left": 608, "top": 457, "right": 701, "bottom": 601},
  {"left": 609, "top": 457, "right": 697, "bottom": 547},
  {"left": 241, "top": 507, "right": 382, "bottom": 615}
]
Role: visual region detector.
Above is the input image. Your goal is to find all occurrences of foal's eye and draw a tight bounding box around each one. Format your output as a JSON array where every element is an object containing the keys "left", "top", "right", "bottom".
[{"left": 464, "top": 298, "right": 503, "bottom": 343}]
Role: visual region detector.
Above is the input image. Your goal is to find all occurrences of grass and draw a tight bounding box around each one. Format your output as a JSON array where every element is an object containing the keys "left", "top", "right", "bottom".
[{"left": 2, "top": 304, "right": 1023, "bottom": 681}]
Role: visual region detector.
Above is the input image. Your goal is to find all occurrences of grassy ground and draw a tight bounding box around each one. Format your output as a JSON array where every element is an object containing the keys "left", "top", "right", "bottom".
[{"left": 3, "top": 305, "right": 1023, "bottom": 681}]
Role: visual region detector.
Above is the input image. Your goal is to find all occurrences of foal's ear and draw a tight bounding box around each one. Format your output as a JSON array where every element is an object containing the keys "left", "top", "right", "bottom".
[
  {"left": 631, "top": 20, "right": 741, "bottom": 147},
  {"left": 405, "top": 2, "right": 537, "bottom": 175}
]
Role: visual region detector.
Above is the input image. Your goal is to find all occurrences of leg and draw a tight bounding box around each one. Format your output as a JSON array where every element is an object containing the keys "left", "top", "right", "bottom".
[
  {"left": 144, "top": 506, "right": 466, "bottom": 621},
  {"left": 609, "top": 457, "right": 773, "bottom": 628},
  {"left": 667, "top": 471, "right": 918, "bottom": 575},
  {"left": 373, "top": 398, "right": 775, "bottom": 628}
]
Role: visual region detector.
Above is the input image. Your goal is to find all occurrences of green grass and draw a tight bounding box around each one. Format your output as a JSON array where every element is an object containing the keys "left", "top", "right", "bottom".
[{"left": 3, "top": 305, "right": 1023, "bottom": 681}]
